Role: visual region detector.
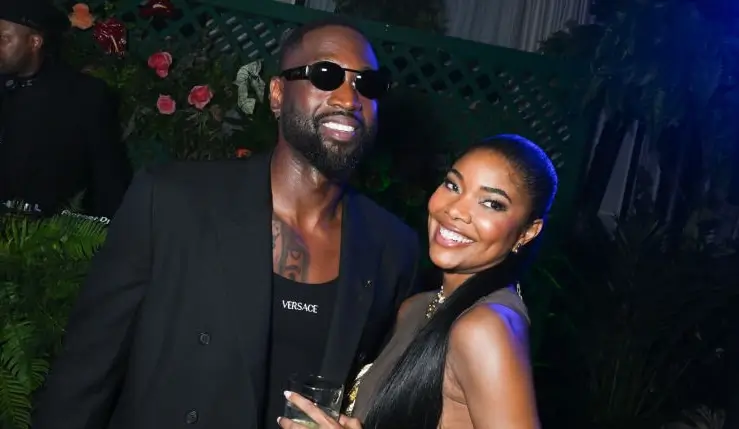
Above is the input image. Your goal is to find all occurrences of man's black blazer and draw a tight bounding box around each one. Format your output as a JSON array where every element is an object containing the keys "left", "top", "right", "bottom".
[{"left": 32, "top": 152, "right": 420, "bottom": 429}]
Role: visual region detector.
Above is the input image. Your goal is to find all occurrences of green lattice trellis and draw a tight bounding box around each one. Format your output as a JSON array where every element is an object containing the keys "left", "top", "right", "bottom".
[
  {"left": 51, "top": 0, "right": 593, "bottom": 359},
  {"left": 109, "top": 0, "right": 588, "bottom": 224}
]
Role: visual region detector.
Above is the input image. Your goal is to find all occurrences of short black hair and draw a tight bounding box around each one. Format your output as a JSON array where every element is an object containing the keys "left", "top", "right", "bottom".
[{"left": 278, "top": 16, "right": 373, "bottom": 70}]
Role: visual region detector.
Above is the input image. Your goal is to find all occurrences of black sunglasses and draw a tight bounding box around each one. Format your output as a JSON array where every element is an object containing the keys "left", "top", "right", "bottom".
[{"left": 280, "top": 61, "right": 391, "bottom": 100}]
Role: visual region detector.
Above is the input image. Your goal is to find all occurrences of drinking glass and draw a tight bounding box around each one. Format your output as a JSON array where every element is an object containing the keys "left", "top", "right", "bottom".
[{"left": 283, "top": 374, "right": 344, "bottom": 428}]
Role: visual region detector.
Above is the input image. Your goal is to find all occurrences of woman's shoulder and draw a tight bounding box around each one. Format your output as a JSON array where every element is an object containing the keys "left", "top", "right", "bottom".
[
  {"left": 449, "top": 302, "right": 529, "bottom": 355},
  {"left": 480, "top": 287, "right": 530, "bottom": 321},
  {"left": 444, "top": 304, "right": 539, "bottom": 429}
]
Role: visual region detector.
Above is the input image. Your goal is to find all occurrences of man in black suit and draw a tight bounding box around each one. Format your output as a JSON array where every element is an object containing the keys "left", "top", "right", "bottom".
[
  {"left": 33, "top": 17, "right": 420, "bottom": 429},
  {"left": 0, "top": 0, "right": 132, "bottom": 217}
]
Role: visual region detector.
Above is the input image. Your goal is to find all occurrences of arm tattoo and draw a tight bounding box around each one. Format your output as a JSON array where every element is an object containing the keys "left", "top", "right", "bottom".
[{"left": 272, "top": 214, "right": 310, "bottom": 281}]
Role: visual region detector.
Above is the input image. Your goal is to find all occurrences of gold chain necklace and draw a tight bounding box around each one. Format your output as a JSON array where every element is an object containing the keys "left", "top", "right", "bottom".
[
  {"left": 425, "top": 282, "right": 523, "bottom": 320},
  {"left": 425, "top": 285, "right": 445, "bottom": 319}
]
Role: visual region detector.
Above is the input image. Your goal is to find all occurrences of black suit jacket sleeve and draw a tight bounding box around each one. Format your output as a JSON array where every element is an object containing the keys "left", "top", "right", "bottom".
[
  {"left": 82, "top": 83, "right": 133, "bottom": 218},
  {"left": 397, "top": 235, "right": 421, "bottom": 311},
  {"left": 33, "top": 170, "right": 153, "bottom": 429}
]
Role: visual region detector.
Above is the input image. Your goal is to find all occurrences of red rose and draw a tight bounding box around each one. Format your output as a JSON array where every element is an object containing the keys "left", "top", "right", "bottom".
[
  {"left": 235, "top": 148, "right": 251, "bottom": 158},
  {"left": 156, "top": 94, "right": 176, "bottom": 115},
  {"left": 92, "top": 18, "right": 127, "bottom": 56},
  {"left": 187, "top": 85, "right": 214, "bottom": 110},
  {"left": 148, "top": 51, "right": 172, "bottom": 78},
  {"left": 139, "top": 0, "right": 176, "bottom": 18}
]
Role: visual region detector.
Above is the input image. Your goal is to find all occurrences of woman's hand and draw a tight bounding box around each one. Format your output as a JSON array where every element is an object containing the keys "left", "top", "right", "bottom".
[{"left": 277, "top": 391, "right": 363, "bottom": 429}]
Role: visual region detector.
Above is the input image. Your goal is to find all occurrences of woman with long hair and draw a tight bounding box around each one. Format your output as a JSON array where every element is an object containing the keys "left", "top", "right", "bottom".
[{"left": 278, "top": 134, "right": 558, "bottom": 429}]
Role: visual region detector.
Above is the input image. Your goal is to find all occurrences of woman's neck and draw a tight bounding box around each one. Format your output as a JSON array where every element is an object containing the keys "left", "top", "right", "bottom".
[{"left": 441, "top": 272, "right": 473, "bottom": 297}]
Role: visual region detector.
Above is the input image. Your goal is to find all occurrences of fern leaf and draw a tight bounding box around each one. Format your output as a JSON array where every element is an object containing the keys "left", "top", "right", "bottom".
[{"left": 0, "top": 365, "right": 31, "bottom": 429}]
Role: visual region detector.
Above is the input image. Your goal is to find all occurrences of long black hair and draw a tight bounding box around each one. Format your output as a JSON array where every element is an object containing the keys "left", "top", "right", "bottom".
[{"left": 363, "top": 134, "right": 558, "bottom": 429}]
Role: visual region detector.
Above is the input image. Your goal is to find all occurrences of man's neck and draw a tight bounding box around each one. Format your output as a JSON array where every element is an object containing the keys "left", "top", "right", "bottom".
[
  {"left": 16, "top": 56, "right": 45, "bottom": 78},
  {"left": 270, "top": 140, "right": 344, "bottom": 229}
]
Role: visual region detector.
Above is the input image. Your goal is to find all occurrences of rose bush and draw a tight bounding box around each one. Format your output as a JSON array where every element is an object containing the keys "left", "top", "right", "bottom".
[{"left": 61, "top": 2, "right": 277, "bottom": 165}]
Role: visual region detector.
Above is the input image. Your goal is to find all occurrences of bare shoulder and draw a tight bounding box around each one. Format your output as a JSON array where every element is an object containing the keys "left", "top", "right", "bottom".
[
  {"left": 449, "top": 303, "right": 530, "bottom": 362},
  {"left": 445, "top": 304, "right": 539, "bottom": 428}
]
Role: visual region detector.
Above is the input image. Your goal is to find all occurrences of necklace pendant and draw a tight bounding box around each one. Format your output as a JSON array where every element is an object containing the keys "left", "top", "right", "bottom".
[{"left": 425, "top": 288, "right": 445, "bottom": 319}]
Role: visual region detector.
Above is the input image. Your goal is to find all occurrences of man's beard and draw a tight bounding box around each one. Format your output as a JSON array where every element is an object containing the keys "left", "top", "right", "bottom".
[
  {"left": 0, "top": 59, "right": 20, "bottom": 75},
  {"left": 280, "top": 103, "right": 376, "bottom": 181},
  {"left": 0, "top": 50, "right": 35, "bottom": 76}
]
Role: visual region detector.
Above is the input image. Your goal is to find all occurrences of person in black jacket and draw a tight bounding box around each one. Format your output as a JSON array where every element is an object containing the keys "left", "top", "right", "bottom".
[
  {"left": 32, "top": 17, "right": 419, "bottom": 429},
  {"left": 0, "top": 0, "right": 132, "bottom": 218}
]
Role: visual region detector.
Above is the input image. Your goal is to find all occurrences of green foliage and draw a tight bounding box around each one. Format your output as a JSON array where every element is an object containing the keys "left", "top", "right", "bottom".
[
  {"left": 540, "top": 0, "right": 739, "bottom": 190},
  {"left": 3, "top": 3, "right": 581, "bottom": 427},
  {"left": 663, "top": 405, "right": 726, "bottom": 429},
  {"left": 0, "top": 214, "right": 107, "bottom": 429},
  {"left": 541, "top": 211, "right": 738, "bottom": 427},
  {"left": 60, "top": 3, "right": 277, "bottom": 168}
]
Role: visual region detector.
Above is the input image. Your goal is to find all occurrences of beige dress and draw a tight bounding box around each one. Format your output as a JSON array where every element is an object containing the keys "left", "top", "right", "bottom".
[{"left": 347, "top": 287, "right": 530, "bottom": 421}]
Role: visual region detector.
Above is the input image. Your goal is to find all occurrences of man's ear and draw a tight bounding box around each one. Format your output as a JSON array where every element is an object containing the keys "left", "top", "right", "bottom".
[{"left": 29, "top": 33, "right": 44, "bottom": 52}]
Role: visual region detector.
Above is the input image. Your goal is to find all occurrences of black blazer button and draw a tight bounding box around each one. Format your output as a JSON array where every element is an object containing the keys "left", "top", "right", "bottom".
[
  {"left": 364, "top": 280, "right": 372, "bottom": 289},
  {"left": 185, "top": 410, "right": 198, "bottom": 424},
  {"left": 198, "top": 332, "right": 211, "bottom": 345},
  {"left": 358, "top": 352, "right": 367, "bottom": 362}
]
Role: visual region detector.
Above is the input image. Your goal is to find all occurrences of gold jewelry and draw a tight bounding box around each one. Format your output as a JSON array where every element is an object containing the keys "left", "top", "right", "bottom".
[
  {"left": 425, "top": 286, "right": 446, "bottom": 319},
  {"left": 345, "top": 363, "right": 373, "bottom": 417},
  {"left": 512, "top": 243, "right": 521, "bottom": 254}
]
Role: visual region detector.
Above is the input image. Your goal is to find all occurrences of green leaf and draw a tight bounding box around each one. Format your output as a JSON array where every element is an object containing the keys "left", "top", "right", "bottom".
[{"left": 0, "top": 214, "right": 107, "bottom": 429}]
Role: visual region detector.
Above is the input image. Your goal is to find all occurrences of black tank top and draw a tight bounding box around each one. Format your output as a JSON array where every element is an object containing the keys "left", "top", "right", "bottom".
[{"left": 265, "top": 274, "right": 338, "bottom": 427}]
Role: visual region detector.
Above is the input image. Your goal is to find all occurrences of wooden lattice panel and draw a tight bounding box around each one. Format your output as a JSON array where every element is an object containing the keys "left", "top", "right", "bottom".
[
  {"left": 112, "top": 0, "right": 587, "bottom": 216},
  {"left": 374, "top": 42, "right": 575, "bottom": 167}
]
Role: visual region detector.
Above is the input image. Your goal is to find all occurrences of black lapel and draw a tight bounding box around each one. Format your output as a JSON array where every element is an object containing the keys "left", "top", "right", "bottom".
[
  {"left": 213, "top": 151, "right": 273, "bottom": 373},
  {"left": 319, "top": 191, "right": 382, "bottom": 384}
]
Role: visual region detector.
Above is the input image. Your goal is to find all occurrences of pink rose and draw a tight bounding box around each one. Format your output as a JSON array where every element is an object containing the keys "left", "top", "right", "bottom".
[
  {"left": 187, "top": 85, "right": 214, "bottom": 110},
  {"left": 147, "top": 51, "right": 172, "bottom": 78},
  {"left": 156, "top": 94, "right": 176, "bottom": 115}
]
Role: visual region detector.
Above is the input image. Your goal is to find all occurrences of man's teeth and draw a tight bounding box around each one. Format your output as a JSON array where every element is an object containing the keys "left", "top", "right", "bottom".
[
  {"left": 323, "top": 122, "right": 355, "bottom": 132},
  {"left": 439, "top": 226, "right": 473, "bottom": 244}
]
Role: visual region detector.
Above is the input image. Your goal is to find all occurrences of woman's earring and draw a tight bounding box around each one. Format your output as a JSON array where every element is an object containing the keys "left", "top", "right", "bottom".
[{"left": 512, "top": 243, "right": 521, "bottom": 254}]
